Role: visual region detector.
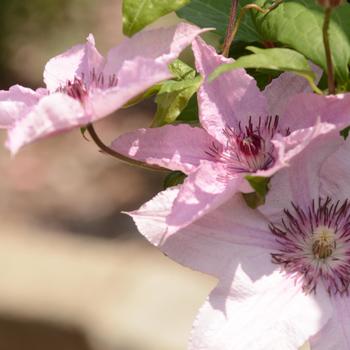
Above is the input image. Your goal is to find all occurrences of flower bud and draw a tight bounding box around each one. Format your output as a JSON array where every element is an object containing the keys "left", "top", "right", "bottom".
[{"left": 316, "top": 0, "right": 344, "bottom": 8}]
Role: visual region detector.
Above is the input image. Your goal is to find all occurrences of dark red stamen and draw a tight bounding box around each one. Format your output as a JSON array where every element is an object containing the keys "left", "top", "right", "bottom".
[
  {"left": 207, "top": 115, "right": 288, "bottom": 174},
  {"left": 59, "top": 68, "right": 118, "bottom": 104}
]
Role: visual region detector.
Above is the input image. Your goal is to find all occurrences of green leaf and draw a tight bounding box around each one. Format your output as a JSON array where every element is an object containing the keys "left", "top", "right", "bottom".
[
  {"left": 169, "top": 59, "right": 196, "bottom": 80},
  {"left": 245, "top": 175, "right": 269, "bottom": 198},
  {"left": 177, "top": 94, "right": 199, "bottom": 124},
  {"left": 122, "top": 83, "right": 161, "bottom": 108},
  {"left": 210, "top": 47, "right": 321, "bottom": 93},
  {"left": 242, "top": 192, "right": 265, "bottom": 209},
  {"left": 340, "top": 126, "right": 350, "bottom": 139},
  {"left": 152, "top": 76, "right": 202, "bottom": 126},
  {"left": 247, "top": 68, "right": 282, "bottom": 90},
  {"left": 243, "top": 175, "right": 270, "bottom": 209},
  {"left": 163, "top": 171, "right": 187, "bottom": 189},
  {"left": 337, "top": 78, "right": 350, "bottom": 93},
  {"left": 253, "top": 0, "right": 350, "bottom": 83},
  {"left": 123, "top": 0, "right": 191, "bottom": 36},
  {"left": 151, "top": 60, "right": 202, "bottom": 127},
  {"left": 124, "top": 60, "right": 199, "bottom": 113},
  {"left": 176, "top": 0, "right": 262, "bottom": 42}
]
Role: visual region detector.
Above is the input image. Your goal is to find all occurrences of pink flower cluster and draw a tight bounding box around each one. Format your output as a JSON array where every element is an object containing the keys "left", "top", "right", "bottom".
[{"left": 2, "top": 25, "right": 350, "bottom": 350}]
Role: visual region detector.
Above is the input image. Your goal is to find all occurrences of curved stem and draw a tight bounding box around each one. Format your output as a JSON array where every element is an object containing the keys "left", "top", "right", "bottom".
[
  {"left": 86, "top": 124, "right": 167, "bottom": 172},
  {"left": 323, "top": 7, "right": 335, "bottom": 94},
  {"left": 222, "top": 1, "right": 283, "bottom": 57}
]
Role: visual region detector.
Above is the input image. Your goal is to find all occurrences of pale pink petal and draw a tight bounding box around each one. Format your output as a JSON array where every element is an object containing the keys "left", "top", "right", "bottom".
[
  {"left": 44, "top": 34, "right": 104, "bottom": 92},
  {"left": 129, "top": 186, "right": 277, "bottom": 277},
  {"left": 130, "top": 184, "right": 332, "bottom": 349},
  {"left": 190, "top": 264, "right": 332, "bottom": 350},
  {"left": 310, "top": 296, "right": 350, "bottom": 350},
  {"left": 166, "top": 161, "right": 243, "bottom": 233},
  {"left": 0, "top": 85, "right": 42, "bottom": 128},
  {"left": 281, "top": 92, "right": 350, "bottom": 132},
  {"left": 192, "top": 37, "right": 268, "bottom": 142},
  {"left": 259, "top": 166, "right": 294, "bottom": 222},
  {"left": 256, "top": 121, "right": 337, "bottom": 178},
  {"left": 319, "top": 139, "right": 350, "bottom": 201},
  {"left": 130, "top": 189, "right": 273, "bottom": 276},
  {"left": 263, "top": 63, "right": 322, "bottom": 116},
  {"left": 253, "top": 135, "right": 289, "bottom": 178},
  {"left": 103, "top": 23, "right": 208, "bottom": 77},
  {"left": 89, "top": 58, "right": 172, "bottom": 120},
  {"left": 111, "top": 124, "right": 214, "bottom": 174},
  {"left": 6, "top": 93, "right": 85, "bottom": 154},
  {"left": 260, "top": 128, "right": 345, "bottom": 222},
  {"left": 35, "top": 88, "right": 49, "bottom": 96}
]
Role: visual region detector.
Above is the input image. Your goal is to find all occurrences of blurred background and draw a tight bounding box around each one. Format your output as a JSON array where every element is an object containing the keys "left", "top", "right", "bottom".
[{"left": 0, "top": 1, "right": 215, "bottom": 349}]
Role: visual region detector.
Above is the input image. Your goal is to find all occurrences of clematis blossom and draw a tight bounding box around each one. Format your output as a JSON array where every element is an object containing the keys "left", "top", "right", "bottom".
[
  {"left": 112, "top": 37, "right": 350, "bottom": 234},
  {"left": 128, "top": 129, "right": 350, "bottom": 350},
  {"left": 0, "top": 24, "right": 206, "bottom": 154}
]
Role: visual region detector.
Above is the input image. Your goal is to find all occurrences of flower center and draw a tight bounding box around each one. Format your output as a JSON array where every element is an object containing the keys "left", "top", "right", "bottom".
[
  {"left": 207, "top": 116, "right": 289, "bottom": 174},
  {"left": 58, "top": 69, "right": 118, "bottom": 104},
  {"left": 270, "top": 198, "right": 350, "bottom": 295},
  {"left": 312, "top": 226, "right": 336, "bottom": 259},
  {"left": 60, "top": 77, "right": 89, "bottom": 103},
  {"left": 237, "top": 132, "right": 262, "bottom": 156}
]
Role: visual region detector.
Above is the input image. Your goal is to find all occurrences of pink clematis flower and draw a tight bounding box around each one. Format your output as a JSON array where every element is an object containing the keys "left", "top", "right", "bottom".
[
  {"left": 112, "top": 37, "right": 350, "bottom": 234},
  {"left": 128, "top": 129, "right": 350, "bottom": 349},
  {"left": 0, "top": 24, "right": 206, "bottom": 154}
]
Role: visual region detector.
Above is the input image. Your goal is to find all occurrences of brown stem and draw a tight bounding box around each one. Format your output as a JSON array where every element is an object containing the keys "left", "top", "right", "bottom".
[
  {"left": 222, "top": 1, "right": 283, "bottom": 57},
  {"left": 323, "top": 7, "right": 335, "bottom": 94},
  {"left": 86, "top": 124, "right": 167, "bottom": 172},
  {"left": 222, "top": 0, "right": 239, "bottom": 57}
]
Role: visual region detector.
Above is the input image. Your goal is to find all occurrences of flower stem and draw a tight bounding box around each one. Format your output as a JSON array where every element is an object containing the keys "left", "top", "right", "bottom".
[
  {"left": 222, "top": 0, "right": 284, "bottom": 57},
  {"left": 322, "top": 7, "right": 335, "bottom": 94},
  {"left": 86, "top": 123, "right": 167, "bottom": 172},
  {"left": 222, "top": 0, "right": 239, "bottom": 58}
]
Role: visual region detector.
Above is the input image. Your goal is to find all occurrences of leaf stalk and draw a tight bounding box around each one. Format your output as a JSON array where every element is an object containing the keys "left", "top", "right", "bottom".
[
  {"left": 222, "top": 0, "right": 239, "bottom": 57},
  {"left": 322, "top": 7, "right": 335, "bottom": 94},
  {"left": 222, "top": 0, "right": 284, "bottom": 57}
]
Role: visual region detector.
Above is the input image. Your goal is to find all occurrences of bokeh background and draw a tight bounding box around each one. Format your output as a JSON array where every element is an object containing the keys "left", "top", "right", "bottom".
[{"left": 0, "top": 1, "right": 215, "bottom": 349}]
